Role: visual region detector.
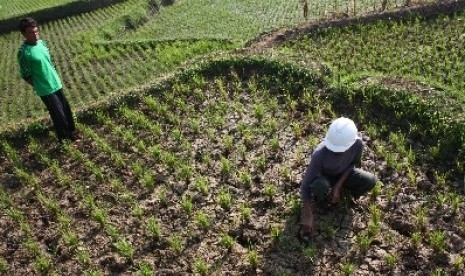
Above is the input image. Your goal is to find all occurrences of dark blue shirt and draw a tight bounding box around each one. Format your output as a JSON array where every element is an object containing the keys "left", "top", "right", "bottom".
[{"left": 300, "top": 137, "right": 363, "bottom": 202}]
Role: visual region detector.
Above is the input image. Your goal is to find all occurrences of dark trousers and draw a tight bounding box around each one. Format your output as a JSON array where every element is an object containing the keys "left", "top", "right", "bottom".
[
  {"left": 40, "top": 89, "right": 76, "bottom": 140},
  {"left": 309, "top": 168, "right": 376, "bottom": 202}
]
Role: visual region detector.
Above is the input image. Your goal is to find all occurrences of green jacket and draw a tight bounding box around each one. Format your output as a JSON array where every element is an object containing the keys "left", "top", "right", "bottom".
[{"left": 18, "top": 40, "right": 62, "bottom": 96}]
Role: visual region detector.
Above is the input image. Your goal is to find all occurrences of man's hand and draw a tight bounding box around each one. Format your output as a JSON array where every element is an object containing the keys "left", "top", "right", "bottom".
[
  {"left": 330, "top": 187, "right": 341, "bottom": 204},
  {"left": 301, "top": 216, "right": 314, "bottom": 234},
  {"left": 301, "top": 201, "right": 314, "bottom": 234}
]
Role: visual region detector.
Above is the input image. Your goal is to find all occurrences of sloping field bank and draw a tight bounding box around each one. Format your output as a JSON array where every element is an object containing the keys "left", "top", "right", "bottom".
[
  {"left": 0, "top": 0, "right": 438, "bottom": 129},
  {"left": 0, "top": 58, "right": 464, "bottom": 274}
]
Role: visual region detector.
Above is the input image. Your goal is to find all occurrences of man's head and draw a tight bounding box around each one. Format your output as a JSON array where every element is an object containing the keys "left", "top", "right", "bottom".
[
  {"left": 324, "top": 117, "right": 357, "bottom": 153},
  {"left": 19, "top": 17, "right": 39, "bottom": 43}
]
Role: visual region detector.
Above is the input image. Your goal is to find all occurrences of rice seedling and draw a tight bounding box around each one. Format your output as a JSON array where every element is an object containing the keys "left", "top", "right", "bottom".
[
  {"left": 113, "top": 238, "right": 134, "bottom": 260},
  {"left": 146, "top": 216, "right": 161, "bottom": 240},
  {"left": 237, "top": 170, "right": 252, "bottom": 188},
  {"left": 270, "top": 226, "right": 281, "bottom": 242},
  {"left": 356, "top": 233, "right": 373, "bottom": 253},
  {"left": 240, "top": 203, "right": 252, "bottom": 221},
  {"left": 220, "top": 233, "right": 234, "bottom": 251},
  {"left": 62, "top": 229, "right": 79, "bottom": 247},
  {"left": 269, "top": 137, "right": 280, "bottom": 153},
  {"left": 195, "top": 176, "right": 209, "bottom": 195},
  {"left": 431, "top": 268, "right": 445, "bottom": 276},
  {"left": 302, "top": 245, "right": 317, "bottom": 262},
  {"left": 415, "top": 206, "right": 427, "bottom": 230},
  {"left": 410, "top": 231, "right": 422, "bottom": 248},
  {"left": 0, "top": 258, "right": 7, "bottom": 274},
  {"left": 247, "top": 246, "right": 260, "bottom": 268},
  {"left": 428, "top": 230, "right": 447, "bottom": 253},
  {"left": 264, "top": 182, "right": 278, "bottom": 202},
  {"left": 256, "top": 153, "right": 267, "bottom": 172},
  {"left": 34, "top": 255, "right": 52, "bottom": 273},
  {"left": 453, "top": 256, "right": 464, "bottom": 271},
  {"left": 169, "top": 235, "right": 183, "bottom": 254},
  {"left": 195, "top": 211, "right": 210, "bottom": 230},
  {"left": 137, "top": 263, "right": 154, "bottom": 276},
  {"left": 177, "top": 163, "right": 193, "bottom": 183},
  {"left": 194, "top": 258, "right": 209, "bottom": 275},
  {"left": 220, "top": 156, "right": 232, "bottom": 178},
  {"left": 340, "top": 262, "right": 356, "bottom": 276},
  {"left": 180, "top": 195, "right": 194, "bottom": 215},
  {"left": 385, "top": 253, "right": 398, "bottom": 266},
  {"left": 218, "top": 189, "right": 232, "bottom": 210}
]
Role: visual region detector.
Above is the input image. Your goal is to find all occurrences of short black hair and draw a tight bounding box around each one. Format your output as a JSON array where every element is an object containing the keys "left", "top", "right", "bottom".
[{"left": 19, "top": 17, "right": 38, "bottom": 33}]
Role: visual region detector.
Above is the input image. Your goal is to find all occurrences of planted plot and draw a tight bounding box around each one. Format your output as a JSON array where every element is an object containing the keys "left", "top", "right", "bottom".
[
  {"left": 0, "top": 0, "right": 79, "bottom": 20},
  {"left": 280, "top": 10, "right": 465, "bottom": 94},
  {"left": 0, "top": 59, "right": 463, "bottom": 274}
]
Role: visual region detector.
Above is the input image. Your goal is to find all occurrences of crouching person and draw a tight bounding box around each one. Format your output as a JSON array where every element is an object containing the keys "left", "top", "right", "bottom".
[{"left": 300, "top": 117, "right": 376, "bottom": 234}]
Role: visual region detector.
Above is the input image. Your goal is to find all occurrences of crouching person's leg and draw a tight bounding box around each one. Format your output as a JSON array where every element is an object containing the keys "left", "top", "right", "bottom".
[
  {"left": 309, "top": 176, "right": 331, "bottom": 204},
  {"left": 344, "top": 168, "right": 376, "bottom": 199}
]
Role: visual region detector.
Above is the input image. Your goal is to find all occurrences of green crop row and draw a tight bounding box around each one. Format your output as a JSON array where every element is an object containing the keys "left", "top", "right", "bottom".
[
  {"left": 0, "top": 0, "right": 79, "bottom": 20},
  {"left": 280, "top": 9, "right": 465, "bottom": 95},
  {"left": 0, "top": 0, "right": 439, "bottom": 130}
]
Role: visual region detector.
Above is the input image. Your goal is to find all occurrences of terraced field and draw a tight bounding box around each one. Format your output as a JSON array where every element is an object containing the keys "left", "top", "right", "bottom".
[{"left": 0, "top": 0, "right": 464, "bottom": 274}]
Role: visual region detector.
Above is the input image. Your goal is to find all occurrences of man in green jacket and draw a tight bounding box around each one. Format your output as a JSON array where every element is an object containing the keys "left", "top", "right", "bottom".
[{"left": 17, "top": 17, "right": 81, "bottom": 142}]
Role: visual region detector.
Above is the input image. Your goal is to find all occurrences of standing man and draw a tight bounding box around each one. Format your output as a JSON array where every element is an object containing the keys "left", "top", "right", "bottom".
[
  {"left": 300, "top": 117, "right": 376, "bottom": 234},
  {"left": 17, "top": 17, "right": 81, "bottom": 142}
]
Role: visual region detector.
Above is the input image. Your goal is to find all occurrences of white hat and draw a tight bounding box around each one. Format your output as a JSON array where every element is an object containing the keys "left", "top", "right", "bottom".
[{"left": 324, "top": 117, "right": 357, "bottom": 153}]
